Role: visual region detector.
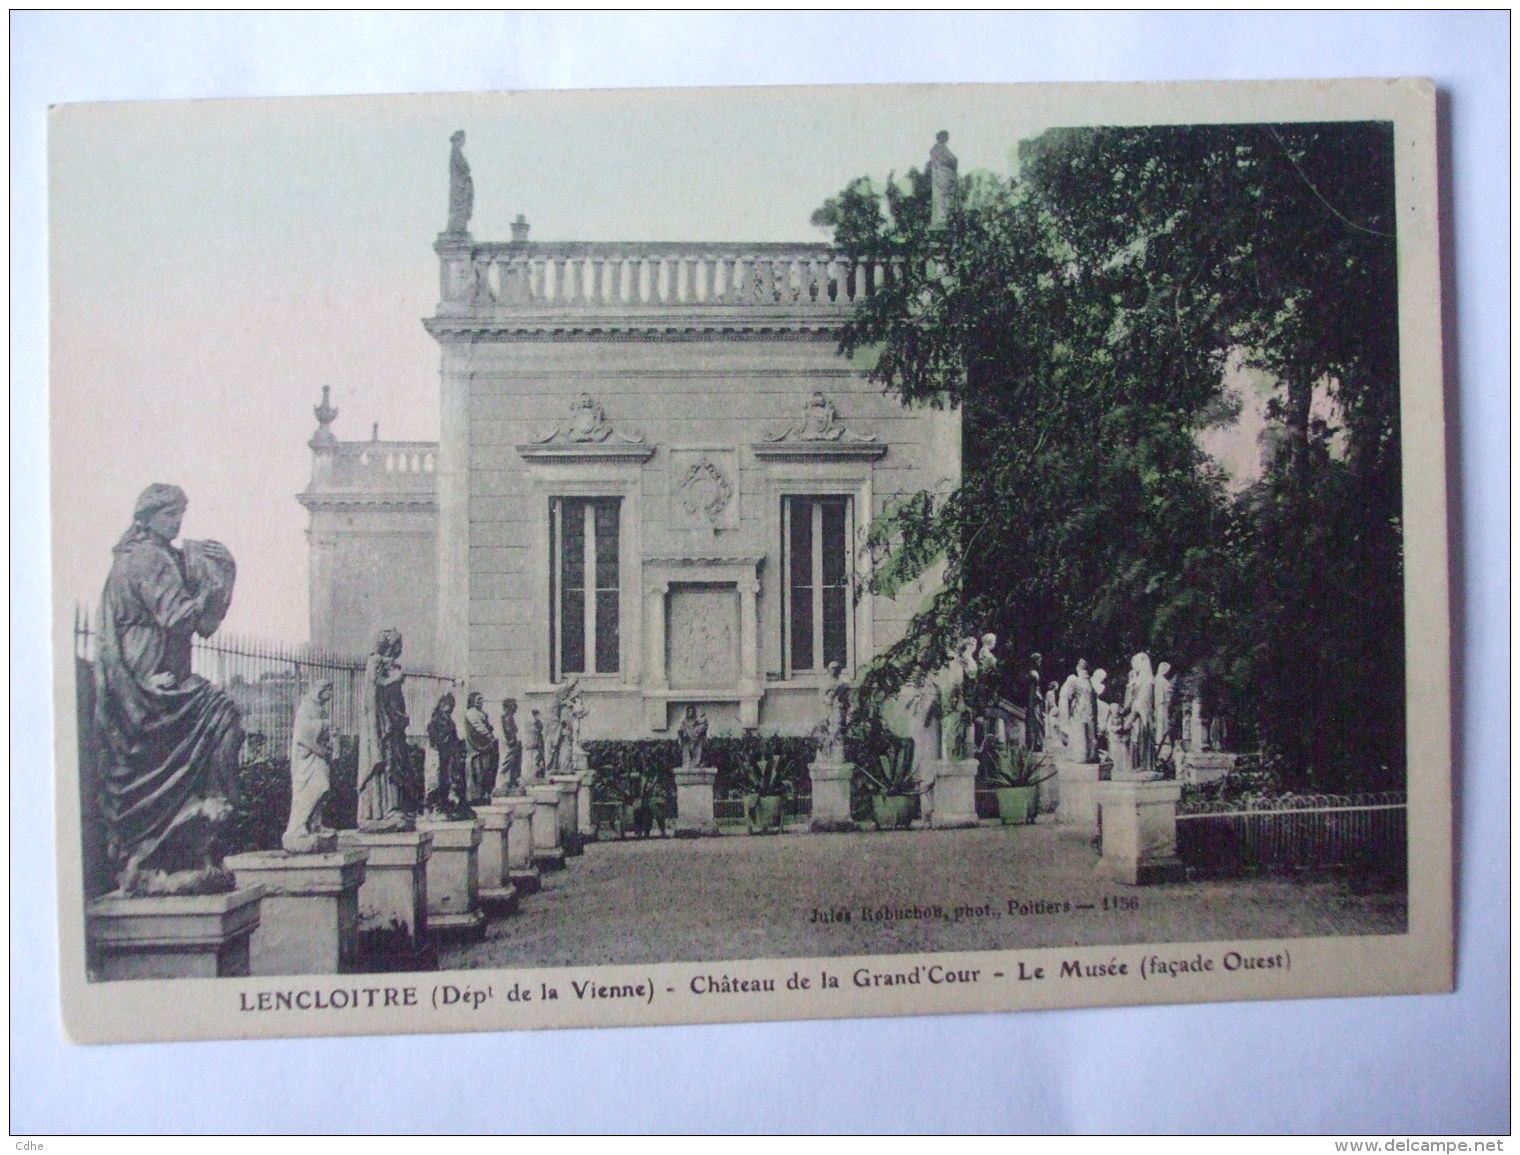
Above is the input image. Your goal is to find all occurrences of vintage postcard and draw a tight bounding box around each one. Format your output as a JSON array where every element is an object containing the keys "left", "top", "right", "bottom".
[{"left": 51, "top": 78, "right": 1450, "bottom": 1044}]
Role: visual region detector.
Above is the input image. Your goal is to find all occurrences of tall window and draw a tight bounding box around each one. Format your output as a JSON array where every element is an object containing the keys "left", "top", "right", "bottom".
[
  {"left": 784, "top": 496, "right": 851, "bottom": 674},
  {"left": 551, "top": 497, "right": 620, "bottom": 678}
]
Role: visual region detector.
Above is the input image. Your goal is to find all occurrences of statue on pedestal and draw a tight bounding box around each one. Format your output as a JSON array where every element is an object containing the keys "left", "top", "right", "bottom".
[
  {"left": 283, "top": 680, "right": 337, "bottom": 853},
  {"left": 1122, "top": 652, "right": 1159, "bottom": 778},
  {"left": 1024, "top": 653, "right": 1045, "bottom": 751},
  {"left": 1153, "top": 660, "right": 1175, "bottom": 757},
  {"left": 678, "top": 705, "right": 709, "bottom": 769},
  {"left": 546, "top": 680, "right": 587, "bottom": 774},
  {"left": 1058, "top": 660, "right": 1100, "bottom": 763},
  {"left": 813, "top": 662, "right": 851, "bottom": 763},
  {"left": 928, "top": 130, "right": 959, "bottom": 228},
  {"left": 427, "top": 692, "right": 468, "bottom": 817},
  {"left": 444, "top": 130, "right": 473, "bottom": 236},
  {"left": 495, "top": 698, "right": 522, "bottom": 795},
  {"left": 1044, "top": 680, "right": 1061, "bottom": 749},
  {"left": 95, "top": 483, "right": 244, "bottom": 894},
  {"left": 463, "top": 691, "right": 499, "bottom": 803},
  {"left": 358, "top": 628, "right": 411, "bottom": 831},
  {"left": 525, "top": 708, "right": 546, "bottom": 779}
]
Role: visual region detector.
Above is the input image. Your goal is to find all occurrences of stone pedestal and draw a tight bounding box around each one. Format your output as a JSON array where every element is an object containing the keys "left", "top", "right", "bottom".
[
  {"left": 549, "top": 774, "right": 584, "bottom": 854},
  {"left": 87, "top": 887, "right": 264, "bottom": 981},
  {"left": 928, "top": 758, "right": 979, "bottom": 829},
  {"left": 673, "top": 766, "right": 719, "bottom": 838},
  {"left": 1179, "top": 751, "right": 1237, "bottom": 787},
  {"left": 472, "top": 804, "right": 520, "bottom": 913},
  {"left": 527, "top": 783, "right": 566, "bottom": 871},
  {"left": 576, "top": 775, "right": 594, "bottom": 837},
  {"left": 503, "top": 794, "right": 541, "bottom": 894},
  {"left": 807, "top": 761, "right": 856, "bottom": 832},
  {"left": 414, "top": 818, "right": 486, "bottom": 938},
  {"left": 1094, "top": 780, "right": 1185, "bottom": 885},
  {"left": 339, "top": 829, "right": 433, "bottom": 953},
  {"left": 224, "top": 849, "right": 368, "bottom": 975},
  {"left": 1056, "top": 758, "right": 1102, "bottom": 831}
]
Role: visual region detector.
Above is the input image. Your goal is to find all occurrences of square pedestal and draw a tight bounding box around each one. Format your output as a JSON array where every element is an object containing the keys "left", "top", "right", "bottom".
[
  {"left": 1056, "top": 758, "right": 1102, "bottom": 831},
  {"left": 339, "top": 829, "right": 433, "bottom": 949},
  {"left": 808, "top": 761, "right": 856, "bottom": 832},
  {"left": 1094, "top": 780, "right": 1185, "bottom": 885},
  {"left": 472, "top": 804, "right": 520, "bottom": 912},
  {"left": 928, "top": 759, "right": 979, "bottom": 829},
  {"left": 502, "top": 794, "right": 541, "bottom": 894},
  {"left": 673, "top": 767, "right": 719, "bottom": 838},
  {"left": 225, "top": 849, "right": 368, "bottom": 975},
  {"left": 549, "top": 774, "right": 584, "bottom": 854},
  {"left": 1180, "top": 751, "right": 1237, "bottom": 786},
  {"left": 414, "top": 818, "right": 486, "bottom": 938},
  {"left": 527, "top": 783, "right": 566, "bottom": 871},
  {"left": 88, "top": 887, "right": 264, "bottom": 981}
]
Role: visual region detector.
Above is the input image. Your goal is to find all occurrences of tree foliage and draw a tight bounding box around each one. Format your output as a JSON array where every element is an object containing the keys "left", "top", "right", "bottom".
[{"left": 820, "top": 123, "right": 1404, "bottom": 791}]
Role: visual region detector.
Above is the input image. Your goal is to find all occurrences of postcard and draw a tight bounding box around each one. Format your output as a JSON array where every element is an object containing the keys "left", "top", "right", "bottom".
[{"left": 51, "top": 78, "right": 1450, "bottom": 1043}]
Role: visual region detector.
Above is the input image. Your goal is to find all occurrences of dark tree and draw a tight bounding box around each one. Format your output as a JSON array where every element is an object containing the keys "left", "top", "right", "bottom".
[{"left": 817, "top": 123, "right": 1404, "bottom": 792}]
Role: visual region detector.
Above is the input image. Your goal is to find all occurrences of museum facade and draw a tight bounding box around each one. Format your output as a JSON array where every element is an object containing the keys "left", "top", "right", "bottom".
[{"left": 301, "top": 218, "right": 959, "bottom": 739}]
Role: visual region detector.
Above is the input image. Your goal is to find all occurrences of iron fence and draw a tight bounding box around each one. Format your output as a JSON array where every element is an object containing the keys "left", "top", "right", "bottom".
[
  {"left": 1175, "top": 792, "right": 1407, "bottom": 874},
  {"left": 73, "top": 606, "right": 458, "bottom": 750}
]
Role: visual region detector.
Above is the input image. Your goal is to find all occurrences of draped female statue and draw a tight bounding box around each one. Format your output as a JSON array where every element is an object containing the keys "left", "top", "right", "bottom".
[
  {"left": 463, "top": 691, "right": 499, "bottom": 803},
  {"left": 358, "top": 628, "right": 411, "bottom": 830},
  {"left": 94, "top": 483, "right": 243, "bottom": 895},
  {"left": 284, "top": 680, "right": 336, "bottom": 853}
]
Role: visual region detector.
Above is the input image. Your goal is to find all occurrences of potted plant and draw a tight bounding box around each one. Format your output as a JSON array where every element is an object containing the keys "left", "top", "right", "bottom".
[
  {"left": 740, "top": 750, "right": 791, "bottom": 834},
  {"left": 856, "top": 740, "right": 920, "bottom": 830},
  {"left": 985, "top": 744, "right": 1057, "bottom": 825},
  {"left": 594, "top": 761, "right": 668, "bottom": 839}
]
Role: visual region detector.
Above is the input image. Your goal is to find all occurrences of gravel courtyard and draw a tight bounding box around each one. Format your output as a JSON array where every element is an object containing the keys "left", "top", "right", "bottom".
[{"left": 439, "top": 820, "right": 1406, "bottom": 970}]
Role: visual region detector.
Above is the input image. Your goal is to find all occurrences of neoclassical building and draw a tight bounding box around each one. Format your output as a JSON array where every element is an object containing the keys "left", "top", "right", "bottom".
[{"left": 302, "top": 180, "right": 959, "bottom": 739}]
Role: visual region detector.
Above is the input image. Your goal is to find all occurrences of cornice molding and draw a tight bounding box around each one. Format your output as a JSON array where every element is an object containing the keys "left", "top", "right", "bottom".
[
  {"left": 750, "top": 442, "right": 888, "bottom": 462},
  {"left": 515, "top": 442, "right": 657, "bottom": 464}
]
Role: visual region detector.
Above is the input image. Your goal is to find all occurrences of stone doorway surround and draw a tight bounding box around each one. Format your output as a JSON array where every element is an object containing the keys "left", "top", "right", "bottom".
[{"left": 640, "top": 554, "right": 762, "bottom": 730}]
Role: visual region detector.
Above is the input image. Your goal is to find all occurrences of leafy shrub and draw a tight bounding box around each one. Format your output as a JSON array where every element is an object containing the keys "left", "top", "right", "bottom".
[{"left": 583, "top": 734, "right": 816, "bottom": 804}]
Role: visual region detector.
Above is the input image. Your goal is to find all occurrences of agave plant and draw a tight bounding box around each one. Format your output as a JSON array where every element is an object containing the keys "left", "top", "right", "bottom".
[
  {"left": 985, "top": 744, "right": 1057, "bottom": 790},
  {"left": 742, "top": 751, "right": 794, "bottom": 798},
  {"left": 856, "top": 739, "right": 920, "bottom": 797}
]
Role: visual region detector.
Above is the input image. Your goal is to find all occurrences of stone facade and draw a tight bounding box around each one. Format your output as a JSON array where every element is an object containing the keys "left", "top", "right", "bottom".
[
  {"left": 303, "top": 230, "right": 959, "bottom": 741},
  {"left": 298, "top": 389, "right": 439, "bottom": 670}
]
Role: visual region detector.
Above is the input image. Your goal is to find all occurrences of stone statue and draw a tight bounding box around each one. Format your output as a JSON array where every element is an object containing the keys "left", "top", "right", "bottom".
[
  {"left": 283, "top": 680, "right": 337, "bottom": 854},
  {"left": 494, "top": 697, "right": 522, "bottom": 796},
  {"left": 1106, "top": 686, "right": 1132, "bottom": 778},
  {"left": 1122, "top": 652, "right": 1158, "bottom": 778},
  {"left": 525, "top": 708, "right": 546, "bottom": 779},
  {"left": 1058, "top": 659, "right": 1099, "bottom": 763},
  {"left": 445, "top": 130, "right": 473, "bottom": 236},
  {"left": 677, "top": 705, "right": 709, "bottom": 769},
  {"left": 358, "top": 628, "right": 411, "bottom": 831},
  {"left": 427, "top": 692, "right": 467, "bottom": 815},
  {"left": 1044, "top": 681, "right": 1061, "bottom": 749},
  {"left": 813, "top": 661, "right": 850, "bottom": 763},
  {"left": 1025, "top": 654, "right": 1045, "bottom": 751},
  {"left": 1091, "top": 668, "right": 1110, "bottom": 736},
  {"left": 1153, "top": 661, "right": 1175, "bottom": 757},
  {"left": 928, "top": 130, "right": 959, "bottom": 228},
  {"left": 936, "top": 637, "right": 980, "bottom": 760},
  {"left": 463, "top": 691, "right": 499, "bottom": 803},
  {"left": 547, "top": 680, "right": 585, "bottom": 773},
  {"left": 94, "top": 484, "right": 244, "bottom": 894}
]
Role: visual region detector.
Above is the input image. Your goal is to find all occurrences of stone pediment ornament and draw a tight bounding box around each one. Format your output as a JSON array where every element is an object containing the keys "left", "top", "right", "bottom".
[
  {"left": 764, "top": 391, "right": 879, "bottom": 444},
  {"left": 531, "top": 392, "right": 645, "bottom": 445},
  {"left": 675, "top": 458, "right": 734, "bottom": 524}
]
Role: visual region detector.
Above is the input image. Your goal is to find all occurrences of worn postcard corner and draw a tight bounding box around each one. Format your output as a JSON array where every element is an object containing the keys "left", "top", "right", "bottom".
[{"left": 50, "top": 78, "right": 1450, "bottom": 1045}]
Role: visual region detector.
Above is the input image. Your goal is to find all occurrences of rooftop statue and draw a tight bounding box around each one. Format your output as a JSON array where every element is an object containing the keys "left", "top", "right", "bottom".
[
  {"left": 928, "top": 130, "right": 959, "bottom": 228},
  {"left": 445, "top": 130, "right": 473, "bottom": 236}
]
